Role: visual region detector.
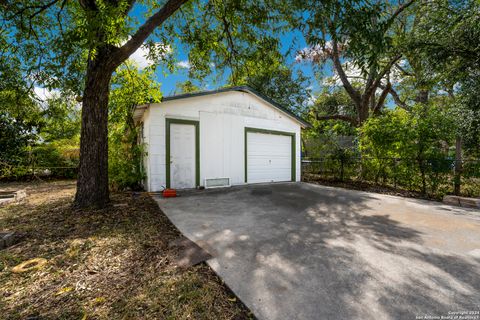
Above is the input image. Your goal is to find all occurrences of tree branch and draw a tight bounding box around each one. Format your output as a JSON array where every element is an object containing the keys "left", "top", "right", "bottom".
[
  {"left": 384, "top": 0, "right": 416, "bottom": 29},
  {"left": 315, "top": 113, "right": 358, "bottom": 126},
  {"left": 114, "top": 0, "right": 188, "bottom": 67},
  {"left": 394, "top": 63, "right": 413, "bottom": 76},
  {"left": 331, "top": 38, "right": 362, "bottom": 106},
  {"left": 7, "top": 0, "right": 61, "bottom": 19},
  {"left": 364, "top": 54, "right": 401, "bottom": 101},
  {"left": 374, "top": 81, "right": 391, "bottom": 113},
  {"left": 379, "top": 84, "right": 408, "bottom": 109},
  {"left": 79, "top": 0, "right": 98, "bottom": 11}
]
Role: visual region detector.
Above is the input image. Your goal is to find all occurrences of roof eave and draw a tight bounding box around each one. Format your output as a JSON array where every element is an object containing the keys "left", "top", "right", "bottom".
[{"left": 161, "top": 86, "right": 311, "bottom": 128}]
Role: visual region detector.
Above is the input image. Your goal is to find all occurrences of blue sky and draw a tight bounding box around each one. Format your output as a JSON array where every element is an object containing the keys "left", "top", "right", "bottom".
[
  {"left": 134, "top": 35, "right": 322, "bottom": 97},
  {"left": 128, "top": 4, "right": 323, "bottom": 98}
]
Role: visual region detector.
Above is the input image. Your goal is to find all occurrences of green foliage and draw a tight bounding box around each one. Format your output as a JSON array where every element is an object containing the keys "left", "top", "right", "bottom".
[
  {"left": 108, "top": 64, "right": 161, "bottom": 190},
  {"left": 455, "top": 79, "right": 480, "bottom": 156},
  {"left": 0, "top": 112, "right": 36, "bottom": 166},
  {"left": 405, "top": 0, "right": 480, "bottom": 155},
  {"left": 359, "top": 108, "right": 410, "bottom": 159},
  {"left": 359, "top": 103, "right": 456, "bottom": 195},
  {"left": 40, "top": 94, "right": 81, "bottom": 142},
  {"left": 176, "top": 0, "right": 290, "bottom": 81},
  {"left": 230, "top": 61, "right": 311, "bottom": 113},
  {"left": 309, "top": 89, "right": 357, "bottom": 135},
  {"left": 303, "top": 89, "right": 357, "bottom": 158},
  {"left": 175, "top": 80, "right": 201, "bottom": 94},
  {"left": 109, "top": 140, "right": 146, "bottom": 191}
]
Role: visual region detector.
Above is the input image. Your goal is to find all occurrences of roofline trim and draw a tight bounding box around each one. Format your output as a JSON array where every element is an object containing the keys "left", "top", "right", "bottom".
[{"left": 161, "top": 86, "right": 311, "bottom": 128}]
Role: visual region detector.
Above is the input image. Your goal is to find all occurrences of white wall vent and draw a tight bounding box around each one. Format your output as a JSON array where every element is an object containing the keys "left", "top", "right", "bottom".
[{"left": 204, "top": 177, "right": 231, "bottom": 189}]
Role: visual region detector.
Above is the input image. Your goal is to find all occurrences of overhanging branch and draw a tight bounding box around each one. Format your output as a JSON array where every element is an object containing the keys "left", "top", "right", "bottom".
[
  {"left": 114, "top": 0, "right": 188, "bottom": 67},
  {"left": 384, "top": 0, "right": 416, "bottom": 29}
]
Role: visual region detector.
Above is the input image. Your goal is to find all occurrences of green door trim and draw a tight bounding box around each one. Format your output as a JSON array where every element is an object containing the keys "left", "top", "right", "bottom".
[
  {"left": 244, "top": 127, "right": 296, "bottom": 183},
  {"left": 165, "top": 118, "right": 200, "bottom": 189}
]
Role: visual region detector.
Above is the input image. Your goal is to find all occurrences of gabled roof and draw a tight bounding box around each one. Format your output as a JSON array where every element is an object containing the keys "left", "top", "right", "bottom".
[
  {"left": 135, "top": 86, "right": 311, "bottom": 128},
  {"left": 133, "top": 86, "right": 312, "bottom": 128}
]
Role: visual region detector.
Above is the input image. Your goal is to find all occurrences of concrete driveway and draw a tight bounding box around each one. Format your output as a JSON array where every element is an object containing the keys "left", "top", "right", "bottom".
[{"left": 155, "top": 182, "right": 480, "bottom": 320}]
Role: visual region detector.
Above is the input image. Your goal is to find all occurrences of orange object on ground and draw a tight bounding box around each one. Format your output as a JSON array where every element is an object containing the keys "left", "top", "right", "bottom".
[{"left": 162, "top": 189, "right": 177, "bottom": 198}]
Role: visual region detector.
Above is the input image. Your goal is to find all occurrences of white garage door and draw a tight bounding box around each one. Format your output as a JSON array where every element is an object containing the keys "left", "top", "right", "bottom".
[{"left": 246, "top": 131, "right": 292, "bottom": 183}]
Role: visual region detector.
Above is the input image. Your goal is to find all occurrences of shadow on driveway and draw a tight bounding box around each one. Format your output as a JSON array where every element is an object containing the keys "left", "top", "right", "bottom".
[{"left": 156, "top": 182, "right": 480, "bottom": 320}]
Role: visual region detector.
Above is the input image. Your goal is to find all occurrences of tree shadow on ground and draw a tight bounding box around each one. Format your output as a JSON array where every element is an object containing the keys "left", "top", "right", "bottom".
[
  {"left": 0, "top": 181, "right": 251, "bottom": 320},
  {"left": 161, "top": 182, "right": 480, "bottom": 320}
]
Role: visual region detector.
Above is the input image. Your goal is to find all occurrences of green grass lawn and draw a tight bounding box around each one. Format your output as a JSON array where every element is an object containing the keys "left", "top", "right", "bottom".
[{"left": 0, "top": 180, "right": 252, "bottom": 319}]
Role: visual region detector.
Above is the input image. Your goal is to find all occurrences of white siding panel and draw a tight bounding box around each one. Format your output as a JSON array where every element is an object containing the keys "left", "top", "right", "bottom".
[
  {"left": 200, "top": 112, "right": 224, "bottom": 179},
  {"left": 149, "top": 124, "right": 164, "bottom": 136},
  {"left": 149, "top": 155, "right": 166, "bottom": 174},
  {"left": 143, "top": 91, "right": 303, "bottom": 191},
  {"left": 150, "top": 141, "right": 165, "bottom": 157}
]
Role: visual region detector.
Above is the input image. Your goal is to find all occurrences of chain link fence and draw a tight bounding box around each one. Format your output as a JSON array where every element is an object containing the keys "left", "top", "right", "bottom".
[
  {"left": 302, "top": 157, "right": 480, "bottom": 199},
  {"left": 0, "top": 163, "right": 78, "bottom": 181}
]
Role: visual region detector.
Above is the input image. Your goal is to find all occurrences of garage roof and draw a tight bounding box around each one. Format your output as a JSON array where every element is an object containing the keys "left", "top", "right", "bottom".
[{"left": 134, "top": 86, "right": 311, "bottom": 128}]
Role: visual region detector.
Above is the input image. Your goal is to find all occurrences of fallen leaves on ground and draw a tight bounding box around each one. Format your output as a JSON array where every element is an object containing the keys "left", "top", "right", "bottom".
[{"left": 0, "top": 180, "right": 253, "bottom": 320}]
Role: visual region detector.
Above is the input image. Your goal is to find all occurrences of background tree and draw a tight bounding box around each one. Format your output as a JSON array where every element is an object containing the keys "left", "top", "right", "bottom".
[
  {"left": 0, "top": 113, "right": 36, "bottom": 168},
  {"left": 108, "top": 64, "right": 162, "bottom": 190},
  {"left": 226, "top": 48, "right": 311, "bottom": 113},
  {"left": 174, "top": 80, "right": 201, "bottom": 94},
  {"left": 3, "top": 0, "right": 288, "bottom": 208},
  {"left": 309, "top": 88, "right": 357, "bottom": 130},
  {"left": 406, "top": 0, "right": 480, "bottom": 155},
  {"left": 40, "top": 94, "right": 81, "bottom": 143},
  {"left": 295, "top": 0, "right": 415, "bottom": 125}
]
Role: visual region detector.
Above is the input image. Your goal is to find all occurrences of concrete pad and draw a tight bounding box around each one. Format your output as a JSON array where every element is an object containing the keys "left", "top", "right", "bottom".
[
  {"left": 0, "top": 189, "right": 26, "bottom": 207},
  {"left": 443, "top": 195, "right": 480, "bottom": 209},
  {"left": 169, "top": 236, "right": 215, "bottom": 268},
  {"left": 155, "top": 182, "right": 480, "bottom": 320}
]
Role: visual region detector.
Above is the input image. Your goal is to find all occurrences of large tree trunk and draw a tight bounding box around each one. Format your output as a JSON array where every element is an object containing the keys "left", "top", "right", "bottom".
[
  {"left": 357, "top": 101, "right": 370, "bottom": 125},
  {"left": 71, "top": 0, "right": 187, "bottom": 209},
  {"left": 74, "top": 58, "right": 113, "bottom": 208}
]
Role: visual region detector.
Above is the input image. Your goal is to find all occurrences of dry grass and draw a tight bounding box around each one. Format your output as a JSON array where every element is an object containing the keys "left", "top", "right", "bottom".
[{"left": 0, "top": 180, "right": 253, "bottom": 320}]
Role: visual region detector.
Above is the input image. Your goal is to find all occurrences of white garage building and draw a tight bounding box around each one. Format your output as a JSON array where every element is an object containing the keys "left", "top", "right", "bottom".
[{"left": 133, "top": 86, "right": 310, "bottom": 191}]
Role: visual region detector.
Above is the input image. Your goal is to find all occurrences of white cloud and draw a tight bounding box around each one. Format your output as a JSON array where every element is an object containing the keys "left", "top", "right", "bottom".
[
  {"left": 129, "top": 46, "right": 154, "bottom": 69},
  {"left": 128, "top": 43, "right": 172, "bottom": 69},
  {"left": 306, "top": 93, "right": 316, "bottom": 106},
  {"left": 34, "top": 87, "right": 59, "bottom": 101},
  {"left": 176, "top": 60, "right": 191, "bottom": 69}
]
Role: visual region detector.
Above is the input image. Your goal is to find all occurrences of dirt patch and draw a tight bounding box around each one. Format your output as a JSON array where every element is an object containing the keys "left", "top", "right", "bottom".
[{"left": 0, "top": 180, "right": 253, "bottom": 319}]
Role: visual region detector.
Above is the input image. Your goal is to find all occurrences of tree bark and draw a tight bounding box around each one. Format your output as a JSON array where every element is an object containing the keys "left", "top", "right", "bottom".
[
  {"left": 74, "top": 55, "right": 113, "bottom": 208},
  {"left": 73, "top": 0, "right": 188, "bottom": 208},
  {"left": 358, "top": 103, "right": 370, "bottom": 124},
  {"left": 415, "top": 89, "right": 429, "bottom": 104}
]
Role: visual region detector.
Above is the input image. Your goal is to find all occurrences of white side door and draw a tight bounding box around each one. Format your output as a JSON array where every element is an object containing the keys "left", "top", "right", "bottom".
[
  {"left": 247, "top": 132, "right": 292, "bottom": 183},
  {"left": 170, "top": 123, "right": 196, "bottom": 189}
]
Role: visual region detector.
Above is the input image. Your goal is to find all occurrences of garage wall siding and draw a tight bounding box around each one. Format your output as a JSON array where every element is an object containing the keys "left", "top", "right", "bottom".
[{"left": 141, "top": 91, "right": 302, "bottom": 191}]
